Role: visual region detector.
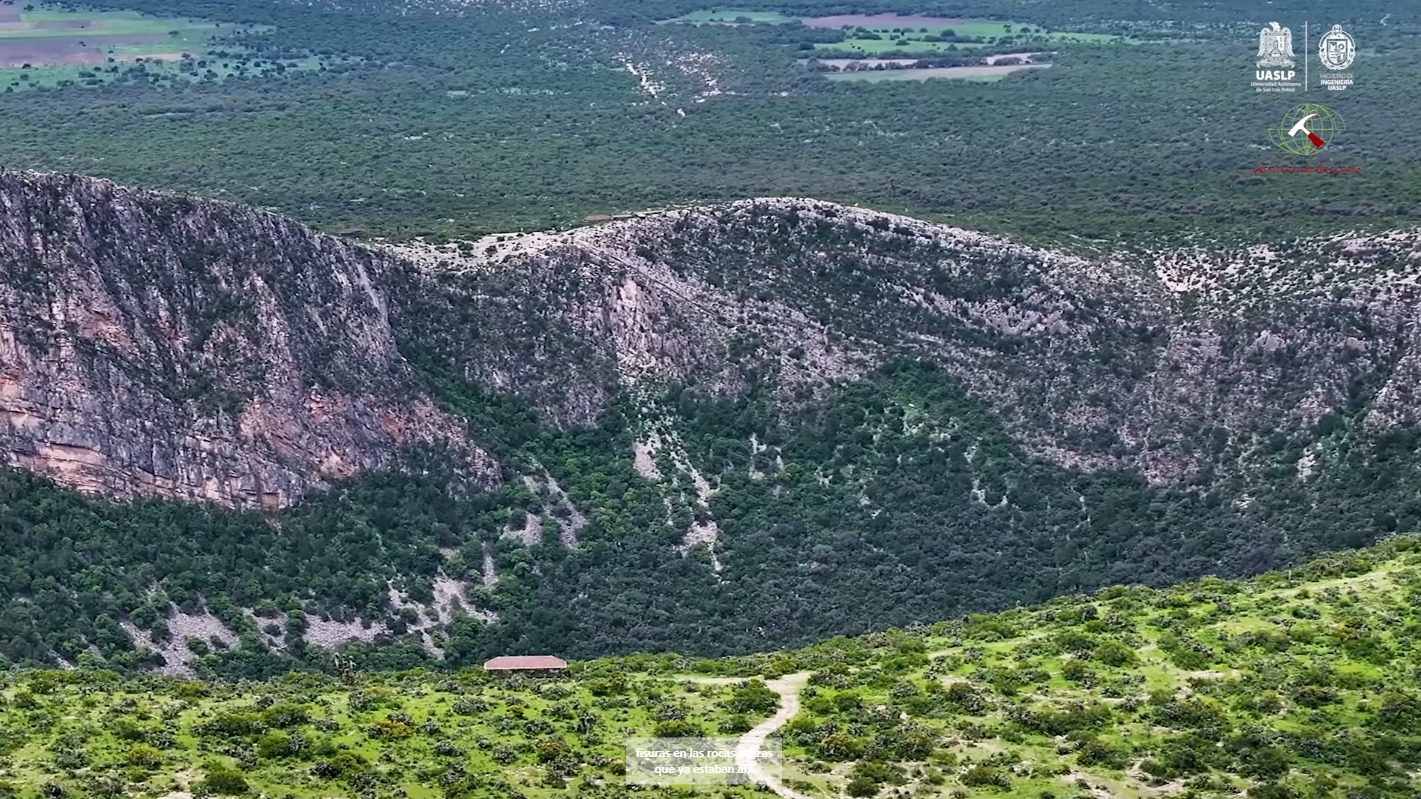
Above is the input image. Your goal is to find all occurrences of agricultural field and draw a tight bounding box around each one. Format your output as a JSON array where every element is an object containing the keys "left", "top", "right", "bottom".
[
  {"left": 0, "top": 537, "right": 1418, "bottom": 798},
  {"left": 0, "top": 3, "right": 352, "bottom": 91},
  {"left": 806, "top": 16, "right": 1124, "bottom": 55},
  {"left": 661, "top": 10, "right": 1122, "bottom": 54}
]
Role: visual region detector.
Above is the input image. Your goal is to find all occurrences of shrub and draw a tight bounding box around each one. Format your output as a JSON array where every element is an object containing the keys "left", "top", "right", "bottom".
[
  {"left": 846, "top": 759, "right": 905, "bottom": 796},
  {"left": 256, "top": 731, "right": 294, "bottom": 759},
  {"left": 818, "top": 732, "right": 864, "bottom": 760},
  {"left": 728, "top": 680, "right": 780, "bottom": 714},
  {"left": 1061, "top": 659, "right": 1096, "bottom": 685},
  {"left": 1075, "top": 737, "right": 1130, "bottom": 769},
  {"left": 961, "top": 765, "right": 1011, "bottom": 789},
  {"left": 197, "top": 765, "right": 249, "bottom": 795},
  {"left": 198, "top": 712, "right": 261, "bottom": 739},
  {"left": 369, "top": 717, "right": 411, "bottom": 740},
  {"left": 718, "top": 715, "right": 752, "bottom": 734},
  {"left": 653, "top": 719, "right": 700, "bottom": 737},
  {"left": 173, "top": 681, "right": 210, "bottom": 699},
  {"left": 260, "top": 703, "right": 310, "bottom": 728},
  {"left": 846, "top": 775, "right": 879, "bottom": 797},
  {"left": 1092, "top": 640, "right": 1138, "bottom": 667},
  {"left": 534, "top": 737, "right": 570, "bottom": 763},
  {"left": 124, "top": 744, "right": 162, "bottom": 769},
  {"left": 311, "top": 751, "right": 368, "bottom": 780}
]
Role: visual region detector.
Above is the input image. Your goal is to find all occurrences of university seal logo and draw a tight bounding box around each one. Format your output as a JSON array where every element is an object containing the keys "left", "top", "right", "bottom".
[
  {"left": 1318, "top": 24, "right": 1356, "bottom": 71},
  {"left": 1256, "top": 22, "right": 1295, "bottom": 68}
]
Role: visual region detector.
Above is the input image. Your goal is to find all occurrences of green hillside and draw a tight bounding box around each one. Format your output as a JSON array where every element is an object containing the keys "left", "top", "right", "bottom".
[
  {"left": 2, "top": 536, "right": 1418, "bottom": 799},
  {"left": 6, "top": 357, "right": 1416, "bottom": 675}
]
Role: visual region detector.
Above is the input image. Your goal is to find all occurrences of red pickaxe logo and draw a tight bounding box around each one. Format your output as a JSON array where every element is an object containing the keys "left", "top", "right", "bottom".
[{"left": 1289, "top": 113, "right": 1325, "bottom": 148}]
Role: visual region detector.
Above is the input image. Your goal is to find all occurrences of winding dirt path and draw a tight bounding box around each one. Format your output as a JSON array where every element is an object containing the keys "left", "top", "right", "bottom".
[
  {"left": 734, "top": 672, "right": 813, "bottom": 799},
  {"left": 675, "top": 672, "right": 814, "bottom": 799}
]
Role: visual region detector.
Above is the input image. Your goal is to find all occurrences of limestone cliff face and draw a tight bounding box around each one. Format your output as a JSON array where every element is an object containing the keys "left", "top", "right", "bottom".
[
  {"left": 0, "top": 171, "right": 493, "bottom": 508},
  {"left": 4, "top": 174, "right": 1419, "bottom": 509},
  {"left": 391, "top": 200, "right": 1421, "bottom": 487}
]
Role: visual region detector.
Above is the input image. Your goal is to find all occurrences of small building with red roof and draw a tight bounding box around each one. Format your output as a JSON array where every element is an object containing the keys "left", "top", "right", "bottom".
[{"left": 483, "top": 655, "right": 567, "bottom": 677}]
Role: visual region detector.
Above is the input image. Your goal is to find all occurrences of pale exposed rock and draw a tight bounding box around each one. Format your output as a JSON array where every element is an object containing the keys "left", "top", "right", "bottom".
[
  {"left": 11, "top": 174, "right": 1421, "bottom": 524},
  {"left": 244, "top": 608, "right": 286, "bottom": 652},
  {"left": 481, "top": 543, "right": 499, "bottom": 589},
  {"left": 302, "top": 615, "right": 385, "bottom": 649},
  {"left": 542, "top": 474, "right": 587, "bottom": 547},
  {"left": 673, "top": 444, "right": 723, "bottom": 573},
  {"left": 0, "top": 171, "right": 497, "bottom": 509},
  {"left": 1297, "top": 447, "right": 1318, "bottom": 481},
  {"left": 386, "top": 575, "right": 497, "bottom": 657},
  {"left": 505, "top": 508, "right": 544, "bottom": 545},
  {"left": 121, "top": 610, "right": 241, "bottom": 676},
  {"left": 433, "top": 574, "right": 497, "bottom": 624},
  {"left": 507, "top": 471, "right": 586, "bottom": 547},
  {"left": 633, "top": 433, "right": 664, "bottom": 481}
]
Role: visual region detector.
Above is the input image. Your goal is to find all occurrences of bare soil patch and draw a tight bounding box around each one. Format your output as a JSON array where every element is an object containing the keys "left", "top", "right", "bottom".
[
  {"left": 984, "top": 51, "right": 1045, "bottom": 64},
  {"left": 33, "top": 20, "right": 91, "bottom": 30},
  {"left": 818, "top": 58, "right": 921, "bottom": 70},
  {"left": 827, "top": 63, "right": 1050, "bottom": 81},
  {"left": 94, "top": 33, "right": 173, "bottom": 45},
  {"left": 0, "top": 7, "right": 19, "bottom": 22},
  {"left": 802, "top": 14, "right": 963, "bottom": 29},
  {"left": 0, "top": 32, "right": 175, "bottom": 66},
  {"left": 0, "top": 39, "right": 103, "bottom": 65}
]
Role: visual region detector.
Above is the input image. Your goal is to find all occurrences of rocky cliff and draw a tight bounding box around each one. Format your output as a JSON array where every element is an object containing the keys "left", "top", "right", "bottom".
[
  {"left": 391, "top": 199, "right": 1421, "bottom": 487},
  {"left": 0, "top": 171, "right": 494, "bottom": 508},
  {"left": 3, "top": 174, "right": 1420, "bottom": 508}
]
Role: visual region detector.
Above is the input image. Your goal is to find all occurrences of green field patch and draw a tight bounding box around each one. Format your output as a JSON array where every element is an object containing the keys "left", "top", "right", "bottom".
[
  {"left": 812, "top": 38, "right": 988, "bottom": 55},
  {"left": 0, "top": 3, "right": 355, "bottom": 91},
  {"left": 1, "top": 539, "right": 1419, "bottom": 797},
  {"left": 808, "top": 17, "right": 1124, "bottom": 56}
]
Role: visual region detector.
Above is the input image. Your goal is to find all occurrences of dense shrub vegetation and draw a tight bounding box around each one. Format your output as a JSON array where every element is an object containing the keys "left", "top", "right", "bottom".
[
  {"left": 0, "top": 537, "right": 1417, "bottom": 798},
  {"left": 3, "top": 359, "right": 1417, "bottom": 672}
]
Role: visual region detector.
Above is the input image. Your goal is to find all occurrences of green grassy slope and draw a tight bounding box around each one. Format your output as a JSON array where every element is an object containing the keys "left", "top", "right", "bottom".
[{"left": 1, "top": 537, "right": 1417, "bottom": 799}]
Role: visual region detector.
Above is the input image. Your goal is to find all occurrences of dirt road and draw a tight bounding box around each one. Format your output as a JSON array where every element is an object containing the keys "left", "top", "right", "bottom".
[{"left": 734, "top": 672, "right": 814, "bottom": 799}]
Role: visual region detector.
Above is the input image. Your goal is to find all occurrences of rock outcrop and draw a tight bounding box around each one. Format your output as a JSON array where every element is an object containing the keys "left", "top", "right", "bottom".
[
  {"left": 0, "top": 171, "right": 495, "bottom": 508},
  {"left": 391, "top": 199, "right": 1421, "bottom": 486},
  {"left": 4, "top": 174, "right": 1421, "bottom": 508}
]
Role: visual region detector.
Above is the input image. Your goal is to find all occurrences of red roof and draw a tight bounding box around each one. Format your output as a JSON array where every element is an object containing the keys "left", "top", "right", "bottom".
[{"left": 483, "top": 655, "right": 567, "bottom": 670}]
